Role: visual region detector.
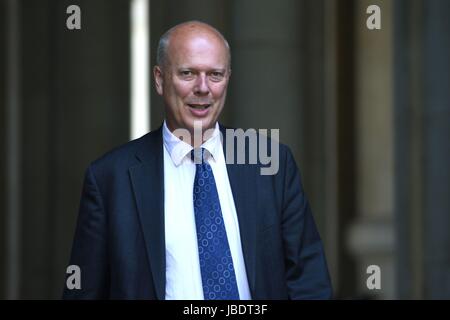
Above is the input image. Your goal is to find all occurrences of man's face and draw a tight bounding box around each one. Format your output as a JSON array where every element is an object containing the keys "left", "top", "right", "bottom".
[{"left": 154, "top": 30, "right": 230, "bottom": 137}]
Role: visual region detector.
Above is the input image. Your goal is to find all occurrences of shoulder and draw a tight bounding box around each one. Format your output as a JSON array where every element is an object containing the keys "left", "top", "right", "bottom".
[{"left": 88, "top": 127, "right": 162, "bottom": 176}]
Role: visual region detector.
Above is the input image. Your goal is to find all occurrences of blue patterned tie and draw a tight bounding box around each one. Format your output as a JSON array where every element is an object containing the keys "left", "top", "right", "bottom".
[{"left": 191, "top": 148, "right": 240, "bottom": 300}]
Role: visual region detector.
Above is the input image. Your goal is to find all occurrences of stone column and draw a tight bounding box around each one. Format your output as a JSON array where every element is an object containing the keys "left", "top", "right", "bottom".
[
  {"left": 227, "top": 0, "right": 303, "bottom": 158},
  {"left": 347, "top": 0, "right": 396, "bottom": 299}
]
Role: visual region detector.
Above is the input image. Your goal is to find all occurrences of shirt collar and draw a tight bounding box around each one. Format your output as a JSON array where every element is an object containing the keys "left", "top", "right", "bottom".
[{"left": 162, "top": 121, "right": 222, "bottom": 166}]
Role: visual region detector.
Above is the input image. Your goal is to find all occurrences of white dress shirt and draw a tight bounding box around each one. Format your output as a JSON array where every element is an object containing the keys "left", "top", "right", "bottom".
[{"left": 163, "top": 121, "right": 251, "bottom": 300}]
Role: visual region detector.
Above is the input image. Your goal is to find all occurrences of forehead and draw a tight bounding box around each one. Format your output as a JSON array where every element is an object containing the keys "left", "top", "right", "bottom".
[{"left": 167, "top": 30, "right": 229, "bottom": 68}]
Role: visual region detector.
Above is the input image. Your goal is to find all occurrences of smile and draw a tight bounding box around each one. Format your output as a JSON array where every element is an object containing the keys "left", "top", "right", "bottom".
[
  {"left": 187, "top": 104, "right": 212, "bottom": 117},
  {"left": 187, "top": 104, "right": 211, "bottom": 110}
]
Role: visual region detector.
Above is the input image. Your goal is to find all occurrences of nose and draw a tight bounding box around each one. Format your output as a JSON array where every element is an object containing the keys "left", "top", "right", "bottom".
[{"left": 194, "top": 73, "right": 210, "bottom": 95}]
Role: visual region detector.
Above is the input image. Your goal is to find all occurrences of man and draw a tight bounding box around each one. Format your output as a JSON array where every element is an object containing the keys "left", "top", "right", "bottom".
[{"left": 63, "top": 21, "right": 332, "bottom": 300}]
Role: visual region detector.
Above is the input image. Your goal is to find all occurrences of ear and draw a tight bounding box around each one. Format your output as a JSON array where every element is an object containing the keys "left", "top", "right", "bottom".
[{"left": 153, "top": 65, "right": 164, "bottom": 96}]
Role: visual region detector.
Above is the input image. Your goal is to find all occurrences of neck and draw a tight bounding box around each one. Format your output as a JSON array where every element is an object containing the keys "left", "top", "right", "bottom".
[{"left": 166, "top": 121, "right": 217, "bottom": 147}]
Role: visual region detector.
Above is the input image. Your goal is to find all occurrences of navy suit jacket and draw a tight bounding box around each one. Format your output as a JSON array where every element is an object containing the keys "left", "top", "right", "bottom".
[{"left": 63, "top": 124, "right": 332, "bottom": 299}]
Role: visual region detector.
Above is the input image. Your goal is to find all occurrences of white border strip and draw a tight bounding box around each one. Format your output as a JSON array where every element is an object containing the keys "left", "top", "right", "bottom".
[{"left": 130, "top": 0, "right": 150, "bottom": 140}]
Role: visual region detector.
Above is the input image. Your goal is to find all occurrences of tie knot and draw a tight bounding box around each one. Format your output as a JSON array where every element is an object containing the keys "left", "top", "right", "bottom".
[{"left": 191, "top": 148, "right": 206, "bottom": 164}]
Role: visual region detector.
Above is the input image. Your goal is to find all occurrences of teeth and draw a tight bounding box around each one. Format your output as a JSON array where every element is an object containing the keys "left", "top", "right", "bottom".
[{"left": 190, "top": 104, "right": 209, "bottom": 109}]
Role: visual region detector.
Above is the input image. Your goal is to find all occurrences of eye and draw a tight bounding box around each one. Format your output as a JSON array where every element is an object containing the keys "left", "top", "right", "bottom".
[
  {"left": 179, "top": 70, "right": 194, "bottom": 79},
  {"left": 210, "top": 71, "right": 225, "bottom": 81}
]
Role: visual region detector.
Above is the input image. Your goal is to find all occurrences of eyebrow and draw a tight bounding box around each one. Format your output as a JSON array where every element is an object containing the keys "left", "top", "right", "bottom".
[{"left": 177, "top": 66, "right": 227, "bottom": 71}]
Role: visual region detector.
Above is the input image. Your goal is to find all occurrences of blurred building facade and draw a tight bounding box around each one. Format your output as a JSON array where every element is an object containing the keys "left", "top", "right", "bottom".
[{"left": 0, "top": 0, "right": 449, "bottom": 299}]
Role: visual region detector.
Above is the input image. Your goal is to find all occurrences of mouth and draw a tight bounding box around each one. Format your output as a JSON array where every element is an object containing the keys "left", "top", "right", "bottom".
[
  {"left": 187, "top": 104, "right": 212, "bottom": 117},
  {"left": 187, "top": 104, "right": 211, "bottom": 110}
]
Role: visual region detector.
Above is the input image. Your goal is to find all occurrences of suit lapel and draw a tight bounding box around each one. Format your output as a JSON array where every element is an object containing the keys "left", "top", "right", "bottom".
[
  {"left": 129, "top": 127, "right": 166, "bottom": 300},
  {"left": 221, "top": 125, "right": 258, "bottom": 297}
]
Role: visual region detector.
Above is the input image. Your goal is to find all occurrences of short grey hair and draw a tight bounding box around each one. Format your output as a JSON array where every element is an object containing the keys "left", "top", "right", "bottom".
[{"left": 156, "top": 20, "right": 231, "bottom": 69}]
